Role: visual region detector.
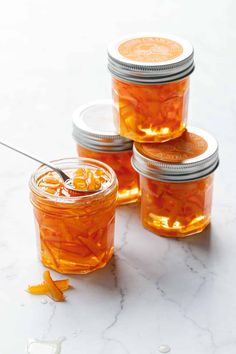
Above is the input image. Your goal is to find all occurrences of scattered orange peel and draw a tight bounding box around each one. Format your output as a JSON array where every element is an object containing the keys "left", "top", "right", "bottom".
[
  {"left": 28, "top": 279, "right": 70, "bottom": 295},
  {"left": 27, "top": 271, "right": 70, "bottom": 302}
]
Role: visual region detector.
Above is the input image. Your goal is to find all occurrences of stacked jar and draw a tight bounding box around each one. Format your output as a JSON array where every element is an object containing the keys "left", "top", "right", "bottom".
[
  {"left": 107, "top": 33, "right": 219, "bottom": 237},
  {"left": 73, "top": 100, "right": 140, "bottom": 206}
]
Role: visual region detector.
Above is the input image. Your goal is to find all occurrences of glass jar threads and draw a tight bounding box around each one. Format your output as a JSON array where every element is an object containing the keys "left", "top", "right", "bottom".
[
  {"left": 30, "top": 158, "right": 118, "bottom": 274},
  {"left": 72, "top": 100, "right": 140, "bottom": 205},
  {"left": 108, "top": 34, "right": 194, "bottom": 143},
  {"left": 132, "top": 127, "right": 219, "bottom": 237}
]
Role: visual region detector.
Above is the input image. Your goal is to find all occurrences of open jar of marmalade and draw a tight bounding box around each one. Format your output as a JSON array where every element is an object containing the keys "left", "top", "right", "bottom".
[
  {"left": 72, "top": 100, "right": 140, "bottom": 205},
  {"left": 132, "top": 127, "right": 219, "bottom": 237},
  {"left": 30, "top": 158, "right": 118, "bottom": 274},
  {"left": 108, "top": 34, "right": 194, "bottom": 142}
]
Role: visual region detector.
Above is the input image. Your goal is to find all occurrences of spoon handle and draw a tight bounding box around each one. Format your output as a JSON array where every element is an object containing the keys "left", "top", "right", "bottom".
[{"left": 0, "top": 141, "right": 69, "bottom": 182}]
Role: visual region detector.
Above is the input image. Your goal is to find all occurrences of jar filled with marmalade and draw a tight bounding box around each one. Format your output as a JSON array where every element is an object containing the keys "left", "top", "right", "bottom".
[
  {"left": 30, "top": 158, "right": 118, "bottom": 274},
  {"left": 108, "top": 34, "right": 194, "bottom": 143},
  {"left": 132, "top": 127, "right": 219, "bottom": 237},
  {"left": 72, "top": 100, "right": 140, "bottom": 205}
]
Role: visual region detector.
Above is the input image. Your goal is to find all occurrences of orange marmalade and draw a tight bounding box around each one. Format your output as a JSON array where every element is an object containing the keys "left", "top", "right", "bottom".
[
  {"left": 30, "top": 158, "right": 117, "bottom": 274},
  {"left": 132, "top": 127, "right": 219, "bottom": 237},
  {"left": 73, "top": 100, "right": 140, "bottom": 205},
  {"left": 108, "top": 34, "right": 194, "bottom": 142}
]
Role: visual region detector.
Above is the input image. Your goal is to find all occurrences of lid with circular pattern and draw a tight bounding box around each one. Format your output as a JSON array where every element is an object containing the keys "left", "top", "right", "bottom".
[
  {"left": 132, "top": 127, "right": 219, "bottom": 182},
  {"left": 108, "top": 33, "right": 194, "bottom": 84}
]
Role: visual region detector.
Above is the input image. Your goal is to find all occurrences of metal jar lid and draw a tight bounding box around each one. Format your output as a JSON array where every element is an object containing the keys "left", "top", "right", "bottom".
[
  {"left": 108, "top": 33, "right": 194, "bottom": 84},
  {"left": 132, "top": 127, "right": 219, "bottom": 182},
  {"left": 72, "top": 99, "right": 133, "bottom": 152}
]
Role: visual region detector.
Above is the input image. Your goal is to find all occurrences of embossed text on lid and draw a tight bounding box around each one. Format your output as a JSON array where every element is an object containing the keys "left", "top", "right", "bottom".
[
  {"left": 138, "top": 131, "right": 208, "bottom": 163},
  {"left": 119, "top": 37, "right": 183, "bottom": 63}
]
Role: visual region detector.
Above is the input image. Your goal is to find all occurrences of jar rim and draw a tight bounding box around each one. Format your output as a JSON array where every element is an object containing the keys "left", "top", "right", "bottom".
[
  {"left": 108, "top": 33, "right": 194, "bottom": 84},
  {"left": 29, "top": 157, "right": 118, "bottom": 204},
  {"left": 72, "top": 100, "right": 133, "bottom": 152},
  {"left": 132, "top": 127, "right": 219, "bottom": 182}
]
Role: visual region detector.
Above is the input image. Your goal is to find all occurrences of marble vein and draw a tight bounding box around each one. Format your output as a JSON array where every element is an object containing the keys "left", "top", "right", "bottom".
[
  {"left": 99, "top": 259, "right": 128, "bottom": 354},
  {"left": 42, "top": 302, "right": 57, "bottom": 340}
]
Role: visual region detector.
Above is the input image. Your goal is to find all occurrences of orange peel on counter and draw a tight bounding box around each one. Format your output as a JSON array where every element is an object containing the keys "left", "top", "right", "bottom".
[{"left": 27, "top": 271, "right": 70, "bottom": 302}]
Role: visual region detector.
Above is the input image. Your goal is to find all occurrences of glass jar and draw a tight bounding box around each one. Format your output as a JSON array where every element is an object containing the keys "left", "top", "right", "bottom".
[
  {"left": 108, "top": 34, "right": 194, "bottom": 142},
  {"left": 29, "top": 158, "right": 118, "bottom": 274},
  {"left": 132, "top": 127, "right": 219, "bottom": 237},
  {"left": 72, "top": 100, "right": 140, "bottom": 205}
]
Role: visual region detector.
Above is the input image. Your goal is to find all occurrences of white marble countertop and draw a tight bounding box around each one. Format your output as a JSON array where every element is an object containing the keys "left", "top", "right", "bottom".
[{"left": 0, "top": 1, "right": 235, "bottom": 353}]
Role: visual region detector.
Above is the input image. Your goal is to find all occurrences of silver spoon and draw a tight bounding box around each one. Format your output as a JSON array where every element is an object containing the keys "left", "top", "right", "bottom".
[{"left": 0, "top": 141, "right": 101, "bottom": 193}]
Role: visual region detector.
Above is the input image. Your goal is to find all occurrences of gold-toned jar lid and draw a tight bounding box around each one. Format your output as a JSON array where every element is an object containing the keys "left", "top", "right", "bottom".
[
  {"left": 72, "top": 100, "right": 133, "bottom": 152},
  {"left": 108, "top": 33, "right": 194, "bottom": 84},
  {"left": 132, "top": 127, "right": 219, "bottom": 182}
]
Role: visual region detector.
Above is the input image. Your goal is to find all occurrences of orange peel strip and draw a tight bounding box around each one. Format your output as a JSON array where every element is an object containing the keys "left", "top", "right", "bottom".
[
  {"left": 27, "top": 279, "right": 70, "bottom": 295},
  {"left": 42, "top": 271, "right": 65, "bottom": 302}
]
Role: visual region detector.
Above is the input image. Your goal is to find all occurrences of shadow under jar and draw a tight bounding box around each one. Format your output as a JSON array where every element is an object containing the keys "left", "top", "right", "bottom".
[
  {"left": 132, "top": 127, "right": 219, "bottom": 237},
  {"left": 72, "top": 100, "right": 140, "bottom": 205},
  {"left": 30, "top": 158, "right": 118, "bottom": 274},
  {"left": 108, "top": 34, "right": 194, "bottom": 142}
]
